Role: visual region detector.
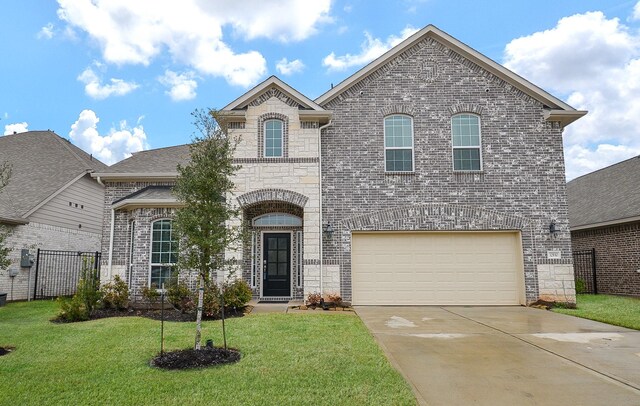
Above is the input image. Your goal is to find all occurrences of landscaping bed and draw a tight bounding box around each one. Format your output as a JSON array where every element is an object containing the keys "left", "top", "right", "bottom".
[
  {"left": 52, "top": 305, "right": 251, "bottom": 323},
  {"left": 151, "top": 346, "right": 241, "bottom": 369}
]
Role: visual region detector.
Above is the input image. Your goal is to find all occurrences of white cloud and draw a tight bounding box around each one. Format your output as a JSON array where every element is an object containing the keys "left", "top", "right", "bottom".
[
  {"left": 503, "top": 11, "right": 640, "bottom": 180},
  {"left": 56, "top": 0, "right": 332, "bottom": 87},
  {"left": 38, "top": 23, "right": 55, "bottom": 39},
  {"left": 69, "top": 109, "right": 149, "bottom": 164},
  {"left": 3, "top": 122, "right": 29, "bottom": 135},
  {"left": 632, "top": 1, "right": 640, "bottom": 21},
  {"left": 323, "top": 26, "right": 418, "bottom": 71},
  {"left": 77, "top": 67, "right": 139, "bottom": 99},
  {"left": 158, "top": 70, "right": 197, "bottom": 101},
  {"left": 276, "top": 58, "right": 305, "bottom": 75}
]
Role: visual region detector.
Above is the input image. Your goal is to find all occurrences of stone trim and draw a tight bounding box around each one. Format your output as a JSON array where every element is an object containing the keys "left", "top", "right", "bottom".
[
  {"left": 227, "top": 122, "right": 245, "bottom": 129},
  {"left": 448, "top": 103, "right": 485, "bottom": 116},
  {"left": 237, "top": 188, "right": 309, "bottom": 208},
  {"left": 249, "top": 87, "right": 301, "bottom": 108},
  {"left": 257, "top": 112, "right": 289, "bottom": 159},
  {"left": 300, "top": 121, "right": 319, "bottom": 129},
  {"left": 233, "top": 157, "right": 318, "bottom": 164}
]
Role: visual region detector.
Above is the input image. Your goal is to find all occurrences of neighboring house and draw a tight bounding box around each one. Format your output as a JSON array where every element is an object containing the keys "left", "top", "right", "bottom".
[
  {"left": 0, "top": 131, "right": 107, "bottom": 300},
  {"left": 94, "top": 25, "right": 585, "bottom": 306},
  {"left": 567, "top": 156, "right": 640, "bottom": 296}
]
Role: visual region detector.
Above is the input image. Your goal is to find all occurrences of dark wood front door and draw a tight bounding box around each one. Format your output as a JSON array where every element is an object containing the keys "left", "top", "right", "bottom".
[{"left": 263, "top": 233, "right": 291, "bottom": 297}]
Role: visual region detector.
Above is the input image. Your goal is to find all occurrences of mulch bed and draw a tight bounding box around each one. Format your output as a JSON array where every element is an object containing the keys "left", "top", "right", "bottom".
[
  {"left": 150, "top": 347, "right": 241, "bottom": 370},
  {"left": 0, "top": 346, "right": 15, "bottom": 356},
  {"left": 51, "top": 306, "right": 251, "bottom": 323}
]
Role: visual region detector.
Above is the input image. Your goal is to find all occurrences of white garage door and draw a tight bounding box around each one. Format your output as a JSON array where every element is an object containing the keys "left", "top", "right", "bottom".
[{"left": 351, "top": 231, "right": 524, "bottom": 305}]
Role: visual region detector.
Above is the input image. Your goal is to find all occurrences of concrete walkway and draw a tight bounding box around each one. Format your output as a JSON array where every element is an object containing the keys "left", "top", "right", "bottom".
[
  {"left": 356, "top": 306, "right": 640, "bottom": 405},
  {"left": 247, "top": 300, "right": 291, "bottom": 314}
]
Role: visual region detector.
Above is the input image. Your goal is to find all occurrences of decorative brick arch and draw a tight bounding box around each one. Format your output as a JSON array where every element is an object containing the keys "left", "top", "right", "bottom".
[
  {"left": 448, "top": 103, "right": 485, "bottom": 116},
  {"left": 257, "top": 112, "right": 289, "bottom": 158},
  {"left": 236, "top": 188, "right": 309, "bottom": 208},
  {"left": 379, "top": 104, "right": 416, "bottom": 117}
]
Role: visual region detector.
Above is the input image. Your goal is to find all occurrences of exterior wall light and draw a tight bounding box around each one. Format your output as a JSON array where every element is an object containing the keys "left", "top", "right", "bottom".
[
  {"left": 323, "top": 223, "right": 334, "bottom": 239},
  {"left": 549, "top": 220, "right": 558, "bottom": 237}
]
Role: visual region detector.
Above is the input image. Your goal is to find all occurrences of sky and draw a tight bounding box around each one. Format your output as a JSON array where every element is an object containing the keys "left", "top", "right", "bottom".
[{"left": 1, "top": 0, "right": 640, "bottom": 180}]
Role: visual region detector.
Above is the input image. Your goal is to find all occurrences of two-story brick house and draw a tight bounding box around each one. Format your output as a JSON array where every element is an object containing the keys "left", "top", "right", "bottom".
[{"left": 93, "top": 25, "right": 585, "bottom": 305}]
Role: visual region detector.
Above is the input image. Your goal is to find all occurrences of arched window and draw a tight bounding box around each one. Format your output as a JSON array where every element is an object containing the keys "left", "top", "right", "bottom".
[
  {"left": 253, "top": 213, "right": 302, "bottom": 227},
  {"left": 451, "top": 114, "right": 482, "bottom": 171},
  {"left": 264, "top": 119, "right": 283, "bottom": 157},
  {"left": 384, "top": 115, "right": 414, "bottom": 172},
  {"left": 150, "top": 219, "right": 178, "bottom": 288}
]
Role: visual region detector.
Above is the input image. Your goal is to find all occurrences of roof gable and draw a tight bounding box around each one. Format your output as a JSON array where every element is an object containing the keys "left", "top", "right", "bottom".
[
  {"left": 222, "top": 76, "right": 326, "bottom": 112},
  {"left": 567, "top": 155, "right": 640, "bottom": 229},
  {"left": 0, "top": 131, "right": 107, "bottom": 222},
  {"left": 315, "top": 25, "right": 586, "bottom": 126}
]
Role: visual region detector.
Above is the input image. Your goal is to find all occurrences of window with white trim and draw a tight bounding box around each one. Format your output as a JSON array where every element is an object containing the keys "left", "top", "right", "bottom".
[
  {"left": 150, "top": 219, "right": 178, "bottom": 288},
  {"left": 384, "top": 115, "right": 414, "bottom": 172},
  {"left": 264, "top": 119, "right": 283, "bottom": 157},
  {"left": 451, "top": 114, "right": 482, "bottom": 171}
]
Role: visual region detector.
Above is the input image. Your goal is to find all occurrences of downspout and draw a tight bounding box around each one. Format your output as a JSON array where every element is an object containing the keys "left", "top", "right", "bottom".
[
  {"left": 107, "top": 208, "right": 114, "bottom": 280},
  {"left": 317, "top": 120, "right": 332, "bottom": 296}
]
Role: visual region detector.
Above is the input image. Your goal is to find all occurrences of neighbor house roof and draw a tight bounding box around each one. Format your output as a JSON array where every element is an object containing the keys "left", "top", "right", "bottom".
[
  {"left": 92, "top": 144, "right": 191, "bottom": 181},
  {"left": 567, "top": 155, "right": 640, "bottom": 230},
  {"left": 0, "top": 130, "right": 107, "bottom": 223},
  {"left": 315, "top": 24, "right": 586, "bottom": 127}
]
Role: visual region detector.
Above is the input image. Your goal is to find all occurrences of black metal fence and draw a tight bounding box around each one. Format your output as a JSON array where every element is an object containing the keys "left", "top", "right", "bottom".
[
  {"left": 573, "top": 249, "right": 597, "bottom": 294},
  {"left": 33, "top": 249, "right": 101, "bottom": 299}
]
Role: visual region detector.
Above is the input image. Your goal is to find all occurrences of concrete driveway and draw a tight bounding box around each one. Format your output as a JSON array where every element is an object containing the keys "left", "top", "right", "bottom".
[{"left": 356, "top": 306, "right": 640, "bottom": 405}]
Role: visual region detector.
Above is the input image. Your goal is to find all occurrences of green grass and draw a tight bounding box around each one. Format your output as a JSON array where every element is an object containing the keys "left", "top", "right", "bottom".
[
  {"left": 0, "top": 301, "right": 415, "bottom": 405},
  {"left": 553, "top": 294, "right": 640, "bottom": 330}
]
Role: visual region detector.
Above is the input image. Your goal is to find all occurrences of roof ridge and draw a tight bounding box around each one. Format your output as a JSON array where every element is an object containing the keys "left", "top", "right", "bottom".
[{"left": 49, "top": 131, "right": 100, "bottom": 170}]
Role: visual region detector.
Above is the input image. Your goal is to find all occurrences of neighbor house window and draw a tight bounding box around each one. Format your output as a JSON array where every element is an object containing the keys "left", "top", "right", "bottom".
[
  {"left": 384, "top": 115, "right": 414, "bottom": 172},
  {"left": 264, "top": 119, "right": 283, "bottom": 157},
  {"left": 452, "top": 114, "right": 482, "bottom": 171},
  {"left": 150, "top": 219, "right": 178, "bottom": 288}
]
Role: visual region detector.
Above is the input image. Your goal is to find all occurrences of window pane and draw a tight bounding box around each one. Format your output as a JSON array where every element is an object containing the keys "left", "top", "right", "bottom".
[
  {"left": 453, "top": 148, "right": 481, "bottom": 171},
  {"left": 386, "top": 149, "right": 413, "bottom": 172},
  {"left": 151, "top": 220, "right": 178, "bottom": 265},
  {"left": 452, "top": 114, "right": 480, "bottom": 148},
  {"left": 265, "top": 119, "right": 283, "bottom": 157},
  {"left": 384, "top": 115, "right": 413, "bottom": 148}
]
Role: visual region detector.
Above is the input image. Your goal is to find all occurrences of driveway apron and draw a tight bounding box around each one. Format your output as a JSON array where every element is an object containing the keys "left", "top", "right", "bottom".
[{"left": 356, "top": 306, "right": 640, "bottom": 405}]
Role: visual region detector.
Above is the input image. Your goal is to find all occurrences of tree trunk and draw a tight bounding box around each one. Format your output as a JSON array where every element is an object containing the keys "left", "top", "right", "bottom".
[{"left": 194, "top": 273, "right": 204, "bottom": 350}]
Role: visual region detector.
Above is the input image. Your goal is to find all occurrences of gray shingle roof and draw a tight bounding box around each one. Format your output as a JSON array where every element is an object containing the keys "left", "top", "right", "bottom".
[
  {"left": 567, "top": 155, "right": 640, "bottom": 229},
  {"left": 99, "top": 144, "right": 191, "bottom": 174},
  {"left": 114, "top": 186, "right": 174, "bottom": 204},
  {"left": 0, "top": 131, "right": 107, "bottom": 222}
]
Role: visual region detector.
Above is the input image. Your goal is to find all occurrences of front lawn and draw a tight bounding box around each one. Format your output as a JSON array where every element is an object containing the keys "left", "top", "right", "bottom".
[
  {"left": 0, "top": 301, "right": 415, "bottom": 405},
  {"left": 553, "top": 294, "right": 640, "bottom": 330}
]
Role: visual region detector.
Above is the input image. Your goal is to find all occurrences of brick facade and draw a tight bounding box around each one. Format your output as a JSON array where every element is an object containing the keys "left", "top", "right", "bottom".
[
  {"left": 320, "top": 35, "right": 574, "bottom": 304},
  {"left": 571, "top": 222, "right": 640, "bottom": 296}
]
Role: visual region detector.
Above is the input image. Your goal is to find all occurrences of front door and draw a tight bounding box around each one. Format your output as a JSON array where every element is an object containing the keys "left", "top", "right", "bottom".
[{"left": 263, "top": 233, "right": 291, "bottom": 297}]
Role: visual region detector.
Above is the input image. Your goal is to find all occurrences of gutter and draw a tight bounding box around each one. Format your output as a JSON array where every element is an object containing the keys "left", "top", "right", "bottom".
[{"left": 317, "top": 120, "right": 333, "bottom": 296}]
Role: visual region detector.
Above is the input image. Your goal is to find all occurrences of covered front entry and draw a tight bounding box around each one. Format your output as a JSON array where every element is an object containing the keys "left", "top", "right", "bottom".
[
  {"left": 262, "top": 233, "right": 291, "bottom": 297},
  {"left": 351, "top": 231, "right": 524, "bottom": 305}
]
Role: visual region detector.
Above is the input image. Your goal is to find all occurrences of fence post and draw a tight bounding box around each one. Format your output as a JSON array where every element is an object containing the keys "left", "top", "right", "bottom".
[
  {"left": 591, "top": 248, "right": 598, "bottom": 294},
  {"left": 33, "top": 249, "right": 41, "bottom": 300}
]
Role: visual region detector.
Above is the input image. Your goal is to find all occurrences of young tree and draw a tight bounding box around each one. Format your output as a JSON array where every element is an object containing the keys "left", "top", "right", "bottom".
[
  {"left": 173, "top": 109, "right": 242, "bottom": 350},
  {"left": 0, "top": 162, "right": 12, "bottom": 271}
]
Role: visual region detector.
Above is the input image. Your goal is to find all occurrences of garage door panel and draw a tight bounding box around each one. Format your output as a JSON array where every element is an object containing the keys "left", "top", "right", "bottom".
[{"left": 352, "top": 231, "right": 523, "bottom": 305}]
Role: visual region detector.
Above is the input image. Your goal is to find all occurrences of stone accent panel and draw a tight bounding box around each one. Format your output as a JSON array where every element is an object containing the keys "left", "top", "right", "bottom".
[
  {"left": 237, "top": 188, "right": 309, "bottom": 208},
  {"left": 571, "top": 221, "right": 640, "bottom": 296},
  {"left": 537, "top": 264, "right": 576, "bottom": 303}
]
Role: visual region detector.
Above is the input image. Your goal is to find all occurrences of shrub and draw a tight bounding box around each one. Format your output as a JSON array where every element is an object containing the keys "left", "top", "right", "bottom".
[
  {"left": 326, "top": 292, "right": 343, "bottom": 307},
  {"left": 203, "top": 282, "right": 221, "bottom": 317},
  {"left": 141, "top": 284, "right": 160, "bottom": 309},
  {"left": 307, "top": 292, "right": 322, "bottom": 307},
  {"left": 100, "top": 275, "right": 129, "bottom": 310},
  {"left": 223, "top": 279, "right": 252, "bottom": 309},
  {"left": 56, "top": 260, "right": 101, "bottom": 321},
  {"left": 167, "top": 280, "right": 196, "bottom": 314},
  {"left": 575, "top": 278, "right": 586, "bottom": 294}
]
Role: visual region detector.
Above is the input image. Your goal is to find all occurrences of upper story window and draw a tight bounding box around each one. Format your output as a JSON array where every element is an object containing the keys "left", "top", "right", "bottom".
[
  {"left": 150, "top": 219, "right": 178, "bottom": 288},
  {"left": 451, "top": 114, "right": 482, "bottom": 171},
  {"left": 264, "top": 119, "right": 283, "bottom": 157},
  {"left": 384, "top": 115, "right": 414, "bottom": 172}
]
